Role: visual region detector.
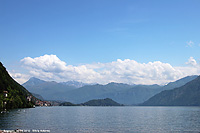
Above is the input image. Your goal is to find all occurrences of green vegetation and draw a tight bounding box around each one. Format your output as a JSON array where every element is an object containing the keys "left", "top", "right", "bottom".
[
  {"left": 60, "top": 102, "right": 77, "bottom": 106},
  {"left": 0, "top": 62, "right": 34, "bottom": 109},
  {"left": 60, "top": 98, "right": 123, "bottom": 106},
  {"left": 82, "top": 98, "right": 123, "bottom": 106}
]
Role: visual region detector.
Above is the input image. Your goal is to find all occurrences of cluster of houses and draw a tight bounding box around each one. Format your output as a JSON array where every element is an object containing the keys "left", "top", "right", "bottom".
[
  {"left": 27, "top": 95, "right": 52, "bottom": 106},
  {"left": 27, "top": 95, "right": 51, "bottom": 107},
  {"left": 35, "top": 100, "right": 51, "bottom": 106},
  {"left": 26, "top": 95, "right": 52, "bottom": 107}
]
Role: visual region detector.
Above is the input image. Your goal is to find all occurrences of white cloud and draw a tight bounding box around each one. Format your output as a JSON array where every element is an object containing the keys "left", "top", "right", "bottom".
[
  {"left": 99, "top": 59, "right": 183, "bottom": 84},
  {"left": 21, "top": 54, "right": 67, "bottom": 73},
  {"left": 20, "top": 54, "right": 101, "bottom": 83},
  {"left": 186, "top": 40, "right": 194, "bottom": 47},
  {"left": 18, "top": 54, "right": 200, "bottom": 85},
  {"left": 8, "top": 71, "right": 30, "bottom": 84},
  {"left": 186, "top": 57, "right": 197, "bottom": 66}
]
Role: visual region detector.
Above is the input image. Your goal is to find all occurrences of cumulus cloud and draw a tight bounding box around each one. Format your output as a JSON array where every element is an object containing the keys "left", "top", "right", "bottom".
[
  {"left": 21, "top": 54, "right": 67, "bottom": 73},
  {"left": 19, "top": 54, "right": 200, "bottom": 85},
  {"left": 186, "top": 57, "right": 197, "bottom": 66},
  {"left": 20, "top": 54, "right": 100, "bottom": 83},
  {"left": 98, "top": 59, "right": 183, "bottom": 84}
]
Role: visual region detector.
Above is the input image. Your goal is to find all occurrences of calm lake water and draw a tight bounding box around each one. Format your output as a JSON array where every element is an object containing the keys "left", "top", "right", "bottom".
[{"left": 1, "top": 106, "right": 200, "bottom": 133}]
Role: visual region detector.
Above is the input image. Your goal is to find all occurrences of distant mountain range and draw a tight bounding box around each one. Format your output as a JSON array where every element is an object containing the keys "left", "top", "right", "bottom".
[
  {"left": 141, "top": 75, "right": 200, "bottom": 106},
  {"left": 60, "top": 81, "right": 91, "bottom": 88},
  {"left": 23, "top": 75, "right": 198, "bottom": 105},
  {"left": 60, "top": 82, "right": 135, "bottom": 104},
  {"left": 23, "top": 77, "right": 76, "bottom": 100}
]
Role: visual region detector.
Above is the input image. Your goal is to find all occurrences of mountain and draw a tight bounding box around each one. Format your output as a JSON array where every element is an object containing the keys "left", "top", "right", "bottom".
[
  {"left": 61, "top": 82, "right": 134, "bottom": 104},
  {"left": 103, "top": 84, "right": 161, "bottom": 105},
  {"left": 31, "top": 93, "right": 44, "bottom": 100},
  {"left": 62, "top": 75, "right": 198, "bottom": 105},
  {"left": 59, "top": 102, "right": 77, "bottom": 106},
  {"left": 160, "top": 75, "right": 198, "bottom": 91},
  {"left": 23, "top": 78, "right": 76, "bottom": 100},
  {"left": 23, "top": 75, "right": 198, "bottom": 105},
  {"left": 61, "top": 81, "right": 90, "bottom": 88},
  {"left": 60, "top": 83, "right": 164, "bottom": 105},
  {"left": 24, "top": 77, "right": 45, "bottom": 86},
  {"left": 60, "top": 98, "right": 122, "bottom": 106},
  {"left": 141, "top": 75, "right": 200, "bottom": 106},
  {"left": 23, "top": 80, "right": 135, "bottom": 103},
  {"left": 81, "top": 98, "right": 123, "bottom": 106},
  {"left": 0, "top": 62, "right": 34, "bottom": 109}
]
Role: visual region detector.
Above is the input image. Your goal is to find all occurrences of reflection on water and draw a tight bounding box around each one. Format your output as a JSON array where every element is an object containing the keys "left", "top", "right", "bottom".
[{"left": 1, "top": 106, "right": 200, "bottom": 133}]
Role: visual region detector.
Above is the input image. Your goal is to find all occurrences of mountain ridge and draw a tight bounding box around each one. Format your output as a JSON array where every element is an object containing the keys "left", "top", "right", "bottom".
[
  {"left": 141, "top": 75, "right": 200, "bottom": 106},
  {"left": 23, "top": 78, "right": 77, "bottom": 100},
  {"left": 60, "top": 98, "right": 123, "bottom": 106},
  {"left": 23, "top": 75, "right": 198, "bottom": 105},
  {"left": 161, "top": 75, "right": 198, "bottom": 91}
]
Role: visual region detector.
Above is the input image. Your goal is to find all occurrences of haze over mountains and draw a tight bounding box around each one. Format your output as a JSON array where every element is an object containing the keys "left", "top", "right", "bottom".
[
  {"left": 23, "top": 75, "right": 198, "bottom": 105},
  {"left": 23, "top": 77, "right": 76, "bottom": 101}
]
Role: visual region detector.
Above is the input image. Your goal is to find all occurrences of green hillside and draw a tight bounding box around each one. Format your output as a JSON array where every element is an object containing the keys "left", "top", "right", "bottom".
[
  {"left": 0, "top": 62, "right": 34, "bottom": 109},
  {"left": 82, "top": 98, "right": 123, "bottom": 106},
  {"left": 141, "top": 75, "right": 200, "bottom": 106},
  {"left": 60, "top": 98, "right": 123, "bottom": 106},
  {"left": 59, "top": 102, "right": 77, "bottom": 106}
]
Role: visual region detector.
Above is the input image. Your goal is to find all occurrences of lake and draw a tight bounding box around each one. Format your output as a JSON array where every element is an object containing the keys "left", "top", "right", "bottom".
[{"left": 1, "top": 106, "right": 200, "bottom": 133}]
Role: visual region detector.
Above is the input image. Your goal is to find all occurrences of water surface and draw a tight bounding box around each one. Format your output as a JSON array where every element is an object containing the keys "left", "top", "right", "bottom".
[{"left": 1, "top": 106, "right": 200, "bottom": 132}]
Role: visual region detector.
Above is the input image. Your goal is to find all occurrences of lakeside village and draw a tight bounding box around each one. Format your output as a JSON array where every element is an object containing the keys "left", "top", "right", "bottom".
[
  {"left": 27, "top": 95, "right": 51, "bottom": 107},
  {"left": 2, "top": 91, "right": 51, "bottom": 109}
]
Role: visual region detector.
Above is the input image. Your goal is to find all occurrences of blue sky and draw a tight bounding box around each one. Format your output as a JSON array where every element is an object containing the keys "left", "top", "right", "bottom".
[{"left": 1, "top": 0, "right": 200, "bottom": 84}]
